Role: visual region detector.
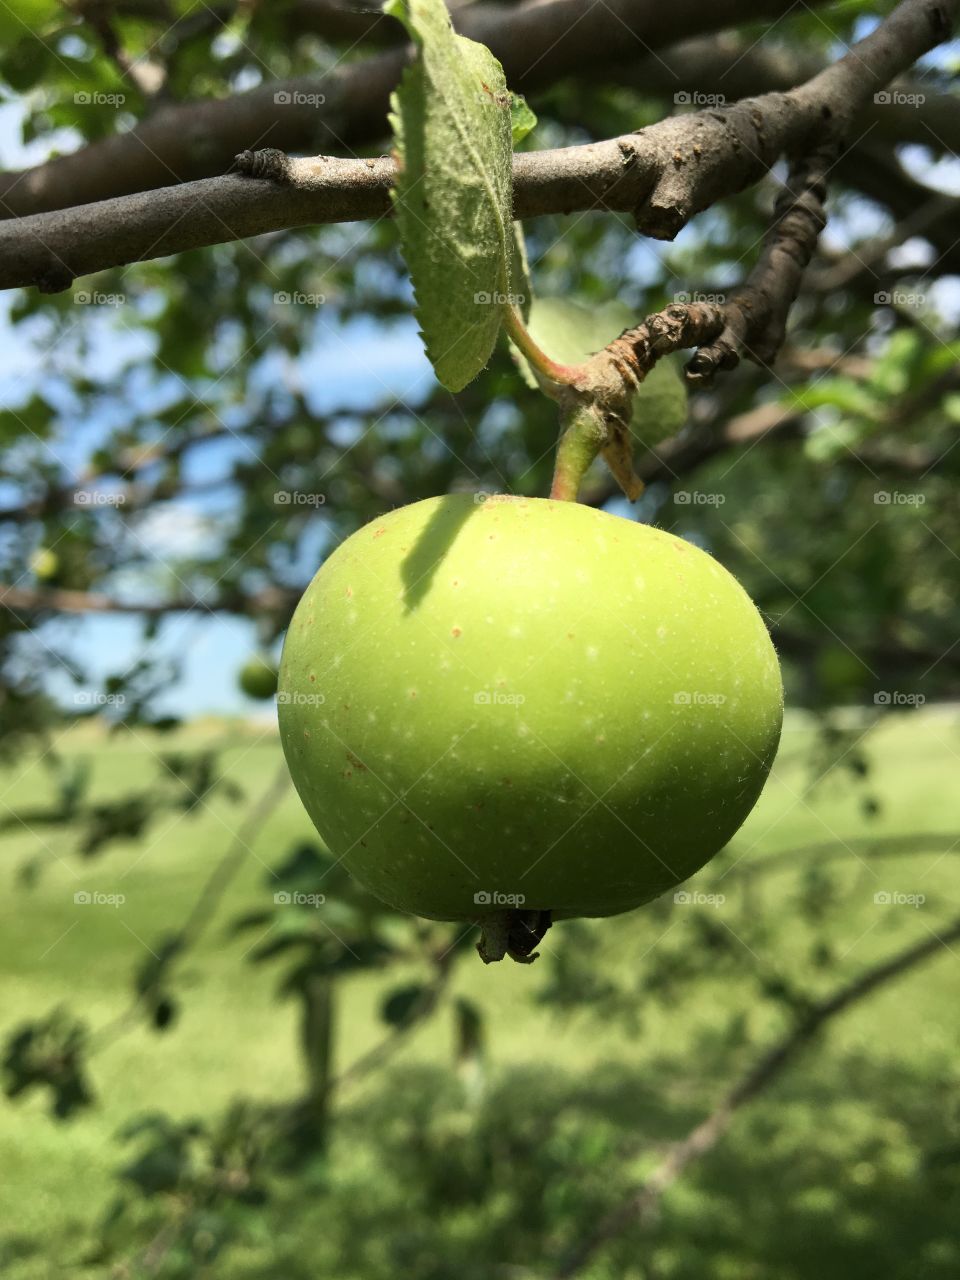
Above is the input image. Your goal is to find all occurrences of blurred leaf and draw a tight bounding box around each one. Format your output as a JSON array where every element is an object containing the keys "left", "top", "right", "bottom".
[{"left": 380, "top": 982, "right": 429, "bottom": 1027}]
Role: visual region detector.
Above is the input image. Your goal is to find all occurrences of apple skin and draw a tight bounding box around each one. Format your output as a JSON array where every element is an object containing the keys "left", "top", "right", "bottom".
[
  {"left": 238, "top": 654, "right": 279, "bottom": 701},
  {"left": 278, "top": 495, "right": 782, "bottom": 923}
]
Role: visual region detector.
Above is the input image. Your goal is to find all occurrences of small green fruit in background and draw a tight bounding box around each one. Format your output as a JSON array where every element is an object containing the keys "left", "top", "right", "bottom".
[
  {"left": 278, "top": 495, "right": 782, "bottom": 960},
  {"left": 238, "top": 654, "right": 279, "bottom": 701},
  {"left": 30, "top": 547, "right": 59, "bottom": 582}
]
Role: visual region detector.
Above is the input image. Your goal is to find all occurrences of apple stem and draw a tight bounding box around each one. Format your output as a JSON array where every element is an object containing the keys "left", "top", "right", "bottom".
[
  {"left": 501, "top": 304, "right": 585, "bottom": 388},
  {"left": 476, "top": 913, "right": 511, "bottom": 963},
  {"left": 549, "top": 404, "right": 606, "bottom": 503},
  {"left": 476, "top": 909, "right": 553, "bottom": 964}
]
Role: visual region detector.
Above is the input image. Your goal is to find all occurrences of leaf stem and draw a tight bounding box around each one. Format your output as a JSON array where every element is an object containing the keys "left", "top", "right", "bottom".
[{"left": 501, "top": 304, "right": 584, "bottom": 387}]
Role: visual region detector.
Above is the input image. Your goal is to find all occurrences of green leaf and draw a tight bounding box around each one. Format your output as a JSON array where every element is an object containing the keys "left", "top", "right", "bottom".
[
  {"left": 512, "top": 297, "right": 687, "bottom": 442},
  {"left": 509, "top": 93, "right": 537, "bottom": 144},
  {"left": 386, "top": 0, "right": 513, "bottom": 391}
]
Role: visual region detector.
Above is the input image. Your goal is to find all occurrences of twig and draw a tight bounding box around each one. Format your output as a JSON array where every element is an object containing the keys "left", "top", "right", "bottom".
[
  {"left": 87, "top": 762, "right": 290, "bottom": 1052},
  {"left": 328, "top": 934, "right": 461, "bottom": 1095},
  {"left": 717, "top": 831, "right": 960, "bottom": 887},
  {"left": 554, "top": 910, "right": 960, "bottom": 1277}
]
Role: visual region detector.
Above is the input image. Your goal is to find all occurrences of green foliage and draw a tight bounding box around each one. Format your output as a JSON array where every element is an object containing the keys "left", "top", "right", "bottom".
[{"left": 1, "top": 4, "right": 959, "bottom": 1275}]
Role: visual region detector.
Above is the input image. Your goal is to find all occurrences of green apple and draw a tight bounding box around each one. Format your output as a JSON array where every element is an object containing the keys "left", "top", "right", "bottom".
[
  {"left": 238, "top": 654, "right": 279, "bottom": 701},
  {"left": 30, "top": 547, "right": 59, "bottom": 582},
  {"left": 278, "top": 495, "right": 782, "bottom": 959}
]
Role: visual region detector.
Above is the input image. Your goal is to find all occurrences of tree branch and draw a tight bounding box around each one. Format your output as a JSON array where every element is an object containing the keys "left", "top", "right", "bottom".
[
  {"left": 0, "top": 0, "right": 850, "bottom": 220},
  {"left": 555, "top": 909, "right": 960, "bottom": 1277},
  {"left": 3, "top": 0, "right": 953, "bottom": 308},
  {"left": 614, "top": 33, "right": 960, "bottom": 157}
]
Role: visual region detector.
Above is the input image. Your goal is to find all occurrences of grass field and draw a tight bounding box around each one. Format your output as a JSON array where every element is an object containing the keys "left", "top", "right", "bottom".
[{"left": 2, "top": 707, "right": 959, "bottom": 1278}]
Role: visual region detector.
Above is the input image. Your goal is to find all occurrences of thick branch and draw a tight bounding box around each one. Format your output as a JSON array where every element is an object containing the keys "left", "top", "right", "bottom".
[
  {"left": 555, "top": 910, "right": 960, "bottom": 1277},
  {"left": 3, "top": 0, "right": 954, "bottom": 297},
  {"left": 618, "top": 34, "right": 960, "bottom": 156},
  {"left": 0, "top": 0, "right": 835, "bottom": 219}
]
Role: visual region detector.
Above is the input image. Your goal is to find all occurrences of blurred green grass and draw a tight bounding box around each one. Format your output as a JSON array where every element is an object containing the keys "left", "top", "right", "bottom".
[{"left": 1, "top": 707, "right": 959, "bottom": 1278}]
